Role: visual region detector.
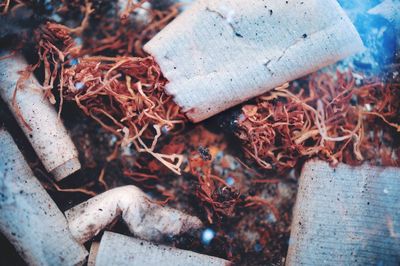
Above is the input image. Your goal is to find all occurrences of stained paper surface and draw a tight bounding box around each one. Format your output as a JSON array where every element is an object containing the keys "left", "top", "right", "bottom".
[
  {"left": 65, "top": 185, "right": 202, "bottom": 243},
  {"left": 0, "top": 130, "right": 88, "bottom": 266},
  {"left": 287, "top": 160, "right": 400, "bottom": 265},
  {"left": 145, "top": 0, "right": 364, "bottom": 122},
  {"left": 0, "top": 53, "right": 80, "bottom": 180},
  {"left": 93, "top": 231, "right": 230, "bottom": 266}
]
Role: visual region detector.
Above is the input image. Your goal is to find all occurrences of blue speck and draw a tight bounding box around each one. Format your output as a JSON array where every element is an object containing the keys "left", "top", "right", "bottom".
[
  {"left": 226, "top": 176, "right": 235, "bottom": 186},
  {"left": 266, "top": 213, "right": 277, "bottom": 223},
  {"left": 254, "top": 243, "right": 263, "bottom": 252},
  {"left": 215, "top": 151, "right": 224, "bottom": 161},
  {"left": 75, "top": 82, "right": 85, "bottom": 90},
  {"left": 161, "top": 125, "right": 170, "bottom": 134},
  {"left": 201, "top": 228, "right": 215, "bottom": 245},
  {"left": 51, "top": 14, "right": 62, "bottom": 23},
  {"left": 70, "top": 58, "right": 79, "bottom": 66},
  {"left": 74, "top": 37, "right": 83, "bottom": 46},
  {"left": 45, "top": 3, "right": 53, "bottom": 11}
]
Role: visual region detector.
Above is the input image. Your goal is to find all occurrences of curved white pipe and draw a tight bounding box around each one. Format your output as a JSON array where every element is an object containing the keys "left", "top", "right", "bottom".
[{"left": 65, "top": 185, "right": 202, "bottom": 243}]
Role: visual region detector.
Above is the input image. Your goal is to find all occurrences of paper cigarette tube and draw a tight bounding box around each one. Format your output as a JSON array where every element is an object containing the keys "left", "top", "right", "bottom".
[
  {"left": 91, "top": 231, "right": 231, "bottom": 266},
  {"left": 0, "top": 53, "right": 81, "bottom": 181},
  {"left": 0, "top": 130, "right": 88, "bottom": 266},
  {"left": 286, "top": 160, "right": 400, "bottom": 266},
  {"left": 65, "top": 185, "right": 202, "bottom": 243},
  {"left": 144, "top": 0, "right": 364, "bottom": 122},
  {"left": 87, "top": 242, "right": 100, "bottom": 266}
]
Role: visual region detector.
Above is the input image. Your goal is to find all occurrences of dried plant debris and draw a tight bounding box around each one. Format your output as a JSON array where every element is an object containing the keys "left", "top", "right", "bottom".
[
  {"left": 1, "top": 0, "right": 185, "bottom": 173},
  {"left": 236, "top": 71, "right": 400, "bottom": 174},
  {"left": 132, "top": 126, "right": 296, "bottom": 264},
  {"left": 34, "top": 2, "right": 185, "bottom": 174},
  {"left": 61, "top": 56, "right": 186, "bottom": 174}
]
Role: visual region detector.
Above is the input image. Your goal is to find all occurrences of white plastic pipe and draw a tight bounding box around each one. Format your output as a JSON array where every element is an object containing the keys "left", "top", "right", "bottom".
[
  {"left": 0, "top": 52, "right": 81, "bottom": 181},
  {"left": 287, "top": 160, "right": 400, "bottom": 265},
  {"left": 144, "top": 0, "right": 364, "bottom": 122},
  {"left": 0, "top": 129, "right": 88, "bottom": 266},
  {"left": 65, "top": 185, "right": 202, "bottom": 243},
  {"left": 89, "top": 231, "right": 230, "bottom": 266}
]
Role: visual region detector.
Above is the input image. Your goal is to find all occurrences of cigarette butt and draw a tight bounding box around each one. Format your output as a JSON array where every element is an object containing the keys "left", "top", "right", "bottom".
[
  {"left": 87, "top": 242, "right": 100, "bottom": 266},
  {"left": 286, "top": 160, "right": 400, "bottom": 265},
  {"left": 0, "top": 52, "right": 81, "bottom": 181},
  {"left": 0, "top": 129, "right": 88, "bottom": 266},
  {"left": 144, "top": 0, "right": 364, "bottom": 122},
  {"left": 65, "top": 185, "right": 202, "bottom": 243},
  {"left": 92, "top": 231, "right": 231, "bottom": 266}
]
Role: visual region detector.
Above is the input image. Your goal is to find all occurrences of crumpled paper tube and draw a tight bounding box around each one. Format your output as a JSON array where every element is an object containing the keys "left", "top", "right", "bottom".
[
  {"left": 144, "top": 0, "right": 364, "bottom": 122},
  {"left": 0, "top": 52, "right": 81, "bottom": 181},
  {"left": 65, "top": 185, "right": 202, "bottom": 243},
  {"left": 286, "top": 160, "right": 400, "bottom": 266},
  {"left": 89, "top": 231, "right": 231, "bottom": 266},
  {"left": 0, "top": 129, "right": 88, "bottom": 266}
]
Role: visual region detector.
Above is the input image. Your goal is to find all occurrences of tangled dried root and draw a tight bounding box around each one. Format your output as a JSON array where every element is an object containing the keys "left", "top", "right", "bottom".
[
  {"left": 61, "top": 56, "right": 186, "bottom": 174},
  {"left": 23, "top": 1, "right": 184, "bottom": 174},
  {"left": 237, "top": 71, "right": 400, "bottom": 173}
]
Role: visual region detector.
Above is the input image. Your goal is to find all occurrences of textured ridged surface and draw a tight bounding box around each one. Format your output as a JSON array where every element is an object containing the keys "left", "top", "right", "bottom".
[
  {"left": 287, "top": 160, "right": 400, "bottom": 265},
  {"left": 92, "top": 231, "right": 230, "bottom": 266},
  {"left": 145, "top": 0, "right": 364, "bottom": 122}
]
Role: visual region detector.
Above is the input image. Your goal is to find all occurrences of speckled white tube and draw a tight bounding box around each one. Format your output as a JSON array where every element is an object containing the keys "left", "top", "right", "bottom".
[
  {"left": 87, "top": 242, "right": 100, "bottom": 266},
  {"left": 144, "top": 0, "right": 364, "bottom": 122},
  {"left": 0, "top": 52, "right": 80, "bottom": 181},
  {"left": 0, "top": 129, "right": 88, "bottom": 266},
  {"left": 287, "top": 160, "right": 400, "bottom": 265},
  {"left": 65, "top": 185, "right": 202, "bottom": 243},
  {"left": 89, "top": 231, "right": 231, "bottom": 266}
]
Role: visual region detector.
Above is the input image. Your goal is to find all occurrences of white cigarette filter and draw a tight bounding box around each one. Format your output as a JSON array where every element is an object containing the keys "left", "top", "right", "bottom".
[
  {"left": 0, "top": 52, "right": 81, "bottom": 181},
  {"left": 286, "top": 160, "right": 400, "bottom": 266},
  {"left": 144, "top": 0, "right": 364, "bottom": 122},
  {"left": 0, "top": 130, "right": 88, "bottom": 266},
  {"left": 90, "top": 231, "right": 231, "bottom": 266},
  {"left": 65, "top": 185, "right": 203, "bottom": 243}
]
